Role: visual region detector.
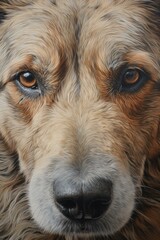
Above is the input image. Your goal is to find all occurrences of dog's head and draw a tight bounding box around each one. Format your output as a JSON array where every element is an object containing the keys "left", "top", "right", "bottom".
[{"left": 0, "top": 0, "right": 160, "bottom": 238}]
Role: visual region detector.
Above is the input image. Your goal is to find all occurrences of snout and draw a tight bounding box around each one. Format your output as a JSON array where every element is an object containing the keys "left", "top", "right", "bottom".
[
  {"left": 54, "top": 178, "right": 112, "bottom": 221},
  {"left": 29, "top": 154, "right": 135, "bottom": 236}
]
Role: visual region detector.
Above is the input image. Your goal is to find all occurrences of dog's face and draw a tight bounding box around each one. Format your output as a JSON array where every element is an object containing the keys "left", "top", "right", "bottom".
[{"left": 0, "top": 0, "right": 160, "bottom": 238}]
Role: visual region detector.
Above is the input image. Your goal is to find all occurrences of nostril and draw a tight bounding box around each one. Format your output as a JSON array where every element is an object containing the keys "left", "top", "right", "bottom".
[
  {"left": 57, "top": 198, "right": 77, "bottom": 210},
  {"left": 55, "top": 197, "right": 83, "bottom": 220},
  {"left": 88, "top": 198, "right": 112, "bottom": 219}
]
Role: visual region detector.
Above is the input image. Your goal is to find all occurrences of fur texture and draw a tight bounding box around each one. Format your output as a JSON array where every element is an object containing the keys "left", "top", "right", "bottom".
[{"left": 0, "top": 0, "right": 160, "bottom": 240}]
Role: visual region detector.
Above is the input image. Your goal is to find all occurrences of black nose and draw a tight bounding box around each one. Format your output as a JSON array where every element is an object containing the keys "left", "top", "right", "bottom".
[{"left": 54, "top": 179, "right": 112, "bottom": 221}]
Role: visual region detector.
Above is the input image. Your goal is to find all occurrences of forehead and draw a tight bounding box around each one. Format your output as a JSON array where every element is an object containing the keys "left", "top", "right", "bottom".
[{"left": 0, "top": 0, "right": 155, "bottom": 69}]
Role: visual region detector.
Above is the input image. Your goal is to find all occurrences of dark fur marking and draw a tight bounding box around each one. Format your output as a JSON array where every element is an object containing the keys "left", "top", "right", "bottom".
[
  {"left": 0, "top": 83, "right": 4, "bottom": 92},
  {"left": 0, "top": 9, "right": 6, "bottom": 24},
  {"left": 95, "top": 4, "right": 100, "bottom": 10},
  {"left": 50, "top": 0, "right": 57, "bottom": 6},
  {"left": 101, "top": 12, "right": 114, "bottom": 21},
  {"left": 54, "top": 52, "right": 68, "bottom": 83},
  {"left": 154, "top": 80, "right": 160, "bottom": 92},
  {"left": 140, "top": 1, "right": 160, "bottom": 35},
  {"left": 0, "top": 0, "right": 10, "bottom": 3}
]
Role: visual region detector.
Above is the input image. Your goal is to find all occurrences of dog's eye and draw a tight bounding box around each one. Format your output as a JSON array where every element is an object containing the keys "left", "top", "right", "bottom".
[
  {"left": 119, "top": 67, "right": 149, "bottom": 93},
  {"left": 123, "top": 69, "right": 140, "bottom": 85},
  {"left": 18, "top": 71, "right": 38, "bottom": 89},
  {"left": 13, "top": 71, "right": 42, "bottom": 98}
]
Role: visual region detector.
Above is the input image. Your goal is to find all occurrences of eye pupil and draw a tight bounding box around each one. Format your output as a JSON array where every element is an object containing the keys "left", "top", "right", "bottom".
[{"left": 23, "top": 72, "right": 34, "bottom": 81}]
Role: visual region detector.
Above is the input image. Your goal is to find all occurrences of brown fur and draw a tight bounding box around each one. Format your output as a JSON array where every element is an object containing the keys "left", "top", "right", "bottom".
[{"left": 0, "top": 0, "right": 160, "bottom": 240}]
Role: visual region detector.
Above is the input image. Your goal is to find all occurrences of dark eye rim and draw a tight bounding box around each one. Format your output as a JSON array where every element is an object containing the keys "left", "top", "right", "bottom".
[
  {"left": 12, "top": 70, "right": 42, "bottom": 98},
  {"left": 115, "top": 65, "right": 150, "bottom": 93}
]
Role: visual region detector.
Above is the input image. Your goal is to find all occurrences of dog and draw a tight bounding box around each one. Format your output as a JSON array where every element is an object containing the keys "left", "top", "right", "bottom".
[{"left": 0, "top": 0, "right": 160, "bottom": 239}]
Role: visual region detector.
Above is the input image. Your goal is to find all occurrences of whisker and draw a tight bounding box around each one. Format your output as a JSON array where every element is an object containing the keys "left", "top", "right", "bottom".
[
  {"left": 140, "top": 185, "right": 160, "bottom": 194},
  {"left": 134, "top": 209, "right": 152, "bottom": 224}
]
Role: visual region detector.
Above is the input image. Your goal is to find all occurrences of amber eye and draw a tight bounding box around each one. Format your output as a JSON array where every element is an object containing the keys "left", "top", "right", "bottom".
[
  {"left": 123, "top": 69, "right": 140, "bottom": 86},
  {"left": 14, "top": 70, "right": 42, "bottom": 98},
  {"left": 18, "top": 71, "right": 37, "bottom": 88},
  {"left": 119, "top": 67, "right": 149, "bottom": 93}
]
